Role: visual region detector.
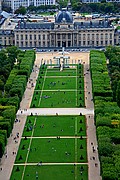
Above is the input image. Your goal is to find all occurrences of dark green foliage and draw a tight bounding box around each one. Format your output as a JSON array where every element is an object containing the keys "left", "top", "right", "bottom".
[
  {"left": 2, "top": 107, "right": 16, "bottom": 127},
  {"left": 90, "top": 50, "right": 112, "bottom": 98},
  {"left": 0, "top": 48, "right": 35, "bottom": 158},
  {"left": 0, "top": 134, "right": 5, "bottom": 158},
  {"left": 14, "top": 6, "right": 26, "bottom": 15},
  {"left": 105, "top": 46, "right": 120, "bottom": 103},
  {"left": 116, "top": 80, "right": 120, "bottom": 107},
  {"left": 0, "top": 122, "right": 11, "bottom": 137},
  {"left": 90, "top": 50, "right": 120, "bottom": 180},
  {"left": 0, "top": 130, "right": 7, "bottom": 145}
]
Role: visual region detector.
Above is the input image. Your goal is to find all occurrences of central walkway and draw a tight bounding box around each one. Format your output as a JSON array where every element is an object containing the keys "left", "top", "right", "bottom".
[{"left": 0, "top": 52, "right": 102, "bottom": 180}]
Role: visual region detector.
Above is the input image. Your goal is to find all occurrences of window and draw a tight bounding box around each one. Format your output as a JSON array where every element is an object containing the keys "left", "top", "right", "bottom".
[
  {"left": 74, "top": 34, "right": 77, "bottom": 39},
  {"left": 110, "top": 33, "right": 112, "bottom": 39},
  {"left": 83, "top": 41, "right": 85, "bottom": 45},
  {"left": 21, "top": 42, "right": 23, "bottom": 47},
  {"left": 79, "top": 41, "right": 81, "bottom": 46},
  {"left": 34, "top": 34, "right": 36, "bottom": 40},
  {"left": 30, "top": 41, "right": 32, "bottom": 47},
  {"left": 16, "top": 34, "right": 19, "bottom": 40},
  {"left": 105, "top": 40, "right": 108, "bottom": 45},
  {"left": 47, "top": 34, "right": 49, "bottom": 40},
  {"left": 101, "top": 34, "right": 103, "bottom": 39},
  {"left": 43, "top": 34, "right": 45, "bottom": 40},
  {"left": 16, "top": 41, "right": 19, "bottom": 46},
  {"left": 30, "top": 34, "right": 32, "bottom": 40},
  {"left": 105, "top": 33, "right": 108, "bottom": 39},
  {"left": 62, "top": 34, "right": 66, "bottom": 39},
  {"left": 83, "top": 34, "right": 85, "bottom": 39},
  {"left": 110, "top": 40, "right": 112, "bottom": 44},
  {"left": 51, "top": 40, "right": 54, "bottom": 46},
  {"left": 57, "top": 34, "right": 60, "bottom": 39},
  {"left": 79, "top": 34, "right": 81, "bottom": 40},
  {"left": 25, "top": 34, "right": 27, "bottom": 40},
  {"left": 96, "top": 34, "right": 99, "bottom": 39},
  {"left": 74, "top": 40, "right": 77, "bottom": 46},
  {"left": 43, "top": 41, "right": 45, "bottom": 47},
  {"left": 68, "top": 34, "right": 71, "bottom": 39},
  {"left": 21, "top": 34, "right": 23, "bottom": 40}
]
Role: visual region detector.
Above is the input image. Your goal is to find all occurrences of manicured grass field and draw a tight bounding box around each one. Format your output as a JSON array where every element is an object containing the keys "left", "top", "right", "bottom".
[
  {"left": 22, "top": 116, "right": 86, "bottom": 137},
  {"left": 46, "top": 68, "right": 77, "bottom": 76},
  {"left": 31, "top": 90, "right": 77, "bottom": 108},
  {"left": 11, "top": 115, "right": 88, "bottom": 179},
  {"left": 15, "top": 138, "right": 87, "bottom": 163},
  {"left": 44, "top": 77, "right": 76, "bottom": 90},
  {"left": 31, "top": 64, "right": 85, "bottom": 108},
  {"left": 11, "top": 164, "right": 88, "bottom": 180},
  {"left": 10, "top": 62, "right": 88, "bottom": 179}
]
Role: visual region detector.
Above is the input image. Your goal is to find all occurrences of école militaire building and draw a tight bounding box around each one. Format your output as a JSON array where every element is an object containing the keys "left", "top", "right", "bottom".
[{"left": 0, "top": 9, "right": 120, "bottom": 48}]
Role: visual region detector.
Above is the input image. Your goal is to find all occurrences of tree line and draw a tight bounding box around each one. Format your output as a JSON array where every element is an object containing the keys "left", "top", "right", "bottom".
[
  {"left": 0, "top": 47, "right": 35, "bottom": 158},
  {"left": 90, "top": 50, "right": 120, "bottom": 180}
]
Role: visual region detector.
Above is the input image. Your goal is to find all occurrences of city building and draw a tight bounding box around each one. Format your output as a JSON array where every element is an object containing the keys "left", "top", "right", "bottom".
[
  {"left": 82, "top": 0, "right": 101, "bottom": 3},
  {"left": 106, "top": 0, "right": 120, "bottom": 2},
  {"left": 3, "top": 0, "right": 56, "bottom": 13},
  {"left": 0, "top": 9, "right": 120, "bottom": 48}
]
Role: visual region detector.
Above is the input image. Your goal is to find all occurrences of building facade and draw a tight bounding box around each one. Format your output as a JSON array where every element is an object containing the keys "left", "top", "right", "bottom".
[
  {"left": 14, "top": 10, "right": 115, "bottom": 48},
  {"left": 82, "top": 0, "right": 101, "bottom": 3},
  {"left": 0, "top": 9, "right": 120, "bottom": 48},
  {"left": 106, "top": 0, "right": 120, "bottom": 2},
  {"left": 3, "top": 0, "right": 56, "bottom": 12}
]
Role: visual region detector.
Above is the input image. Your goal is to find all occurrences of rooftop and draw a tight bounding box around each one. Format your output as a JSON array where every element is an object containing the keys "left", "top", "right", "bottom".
[
  {"left": 15, "top": 20, "right": 54, "bottom": 30},
  {"left": 55, "top": 9, "right": 73, "bottom": 23}
]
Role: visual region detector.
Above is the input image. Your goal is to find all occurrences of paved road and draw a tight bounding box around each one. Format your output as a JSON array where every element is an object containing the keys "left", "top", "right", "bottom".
[{"left": 0, "top": 52, "right": 102, "bottom": 180}]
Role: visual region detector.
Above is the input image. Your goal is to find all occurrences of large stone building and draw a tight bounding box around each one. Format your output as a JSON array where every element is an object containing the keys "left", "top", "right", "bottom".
[
  {"left": 3, "top": 0, "right": 56, "bottom": 12},
  {"left": 0, "top": 9, "right": 120, "bottom": 48}
]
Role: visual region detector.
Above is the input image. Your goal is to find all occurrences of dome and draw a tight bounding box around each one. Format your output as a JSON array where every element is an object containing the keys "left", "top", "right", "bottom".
[{"left": 55, "top": 10, "right": 73, "bottom": 23}]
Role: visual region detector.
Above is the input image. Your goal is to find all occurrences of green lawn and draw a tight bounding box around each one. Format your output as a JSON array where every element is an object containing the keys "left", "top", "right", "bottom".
[
  {"left": 15, "top": 138, "right": 87, "bottom": 163},
  {"left": 31, "top": 64, "right": 85, "bottom": 108},
  {"left": 11, "top": 164, "right": 88, "bottom": 180},
  {"left": 43, "top": 77, "right": 76, "bottom": 90},
  {"left": 22, "top": 116, "right": 86, "bottom": 137},
  {"left": 10, "top": 62, "right": 88, "bottom": 179},
  {"left": 31, "top": 90, "right": 77, "bottom": 108},
  {"left": 46, "top": 68, "right": 77, "bottom": 76}
]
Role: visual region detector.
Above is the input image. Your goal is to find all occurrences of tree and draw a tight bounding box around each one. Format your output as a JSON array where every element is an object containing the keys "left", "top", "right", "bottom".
[
  {"left": 116, "top": 80, "right": 120, "bottom": 107},
  {"left": 15, "top": 6, "right": 26, "bottom": 15}
]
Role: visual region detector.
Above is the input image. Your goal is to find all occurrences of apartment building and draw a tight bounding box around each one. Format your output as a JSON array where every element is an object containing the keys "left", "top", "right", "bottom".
[{"left": 3, "top": 0, "right": 56, "bottom": 12}]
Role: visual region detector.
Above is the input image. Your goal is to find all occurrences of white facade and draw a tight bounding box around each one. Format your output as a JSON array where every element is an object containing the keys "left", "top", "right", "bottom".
[
  {"left": 106, "top": 0, "right": 120, "bottom": 2},
  {"left": 82, "top": 0, "right": 101, "bottom": 3},
  {"left": 3, "top": 0, "right": 56, "bottom": 12}
]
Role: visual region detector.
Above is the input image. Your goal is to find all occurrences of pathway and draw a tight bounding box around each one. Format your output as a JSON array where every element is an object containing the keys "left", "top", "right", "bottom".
[
  {"left": 83, "top": 58, "right": 102, "bottom": 180},
  {"left": 0, "top": 52, "right": 102, "bottom": 180}
]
